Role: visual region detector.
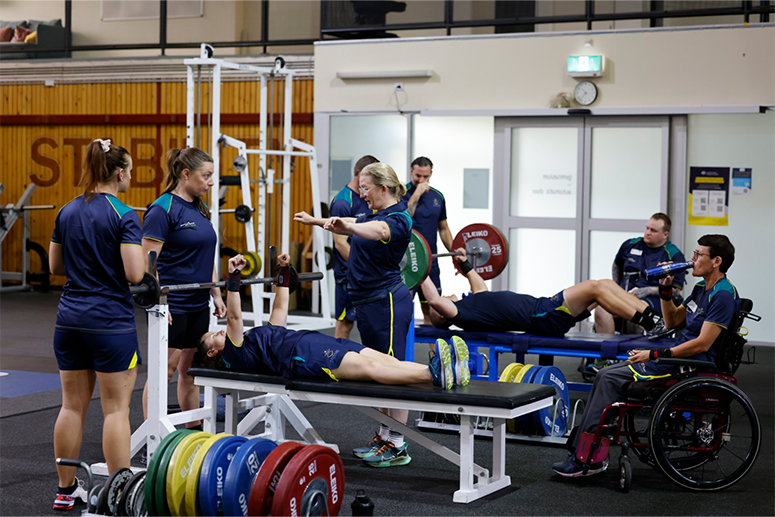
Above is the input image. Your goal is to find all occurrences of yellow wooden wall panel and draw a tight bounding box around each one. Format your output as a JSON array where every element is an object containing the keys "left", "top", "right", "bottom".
[{"left": 2, "top": 79, "right": 314, "bottom": 287}]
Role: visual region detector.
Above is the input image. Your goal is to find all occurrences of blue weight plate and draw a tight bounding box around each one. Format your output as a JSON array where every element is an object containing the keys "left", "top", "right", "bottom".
[
  {"left": 517, "top": 365, "right": 541, "bottom": 435},
  {"left": 532, "top": 365, "right": 570, "bottom": 437},
  {"left": 221, "top": 438, "right": 278, "bottom": 517},
  {"left": 198, "top": 435, "right": 248, "bottom": 517}
]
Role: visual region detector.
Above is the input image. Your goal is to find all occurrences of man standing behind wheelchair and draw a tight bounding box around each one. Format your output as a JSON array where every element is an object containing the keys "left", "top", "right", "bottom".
[{"left": 553, "top": 234, "right": 741, "bottom": 477}]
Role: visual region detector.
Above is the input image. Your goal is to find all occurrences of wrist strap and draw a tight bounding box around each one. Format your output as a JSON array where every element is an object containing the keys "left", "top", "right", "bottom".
[
  {"left": 649, "top": 348, "right": 673, "bottom": 361},
  {"left": 458, "top": 259, "right": 473, "bottom": 275},
  {"left": 659, "top": 284, "right": 673, "bottom": 301},
  {"left": 226, "top": 270, "right": 241, "bottom": 292},
  {"left": 277, "top": 266, "right": 291, "bottom": 288}
]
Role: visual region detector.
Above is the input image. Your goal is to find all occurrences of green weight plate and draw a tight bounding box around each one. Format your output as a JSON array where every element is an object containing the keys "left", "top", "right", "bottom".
[
  {"left": 145, "top": 429, "right": 195, "bottom": 517},
  {"left": 400, "top": 230, "right": 432, "bottom": 290},
  {"left": 154, "top": 430, "right": 196, "bottom": 516}
]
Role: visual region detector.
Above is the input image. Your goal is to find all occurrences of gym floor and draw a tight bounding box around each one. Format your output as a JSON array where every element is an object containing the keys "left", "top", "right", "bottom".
[{"left": 1, "top": 289, "right": 773, "bottom": 516}]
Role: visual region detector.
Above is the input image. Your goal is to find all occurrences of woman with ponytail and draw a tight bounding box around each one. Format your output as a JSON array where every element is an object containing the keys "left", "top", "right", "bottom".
[
  {"left": 140, "top": 148, "right": 226, "bottom": 446},
  {"left": 50, "top": 139, "right": 144, "bottom": 511}
]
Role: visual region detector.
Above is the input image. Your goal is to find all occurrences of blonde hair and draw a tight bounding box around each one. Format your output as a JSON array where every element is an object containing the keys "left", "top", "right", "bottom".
[{"left": 360, "top": 163, "right": 406, "bottom": 201}]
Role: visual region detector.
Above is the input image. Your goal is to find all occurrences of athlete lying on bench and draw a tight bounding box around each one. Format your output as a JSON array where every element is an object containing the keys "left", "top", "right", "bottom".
[
  {"left": 194, "top": 254, "right": 470, "bottom": 390},
  {"left": 420, "top": 249, "right": 662, "bottom": 336}
]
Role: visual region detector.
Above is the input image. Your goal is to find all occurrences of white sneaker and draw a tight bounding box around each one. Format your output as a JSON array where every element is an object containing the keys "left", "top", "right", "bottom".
[{"left": 53, "top": 477, "right": 87, "bottom": 511}]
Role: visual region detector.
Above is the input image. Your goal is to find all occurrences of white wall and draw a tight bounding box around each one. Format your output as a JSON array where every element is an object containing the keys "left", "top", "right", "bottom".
[
  {"left": 315, "top": 25, "right": 775, "bottom": 112},
  {"left": 685, "top": 112, "right": 775, "bottom": 343}
]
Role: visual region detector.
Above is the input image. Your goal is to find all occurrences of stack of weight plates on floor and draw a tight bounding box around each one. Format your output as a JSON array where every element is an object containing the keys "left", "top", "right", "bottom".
[
  {"left": 499, "top": 363, "right": 570, "bottom": 437},
  {"left": 127, "top": 430, "right": 346, "bottom": 517}
]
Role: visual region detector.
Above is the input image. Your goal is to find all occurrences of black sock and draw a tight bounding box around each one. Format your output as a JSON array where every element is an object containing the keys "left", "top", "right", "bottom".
[
  {"left": 58, "top": 481, "right": 76, "bottom": 495},
  {"left": 188, "top": 424, "right": 203, "bottom": 431},
  {"left": 631, "top": 310, "right": 656, "bottom": 331}
]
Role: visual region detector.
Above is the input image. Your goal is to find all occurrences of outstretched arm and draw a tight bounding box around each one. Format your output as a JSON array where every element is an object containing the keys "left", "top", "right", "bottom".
[
  {"left": 225, "top": 255, "right": 246, "bottom": 341},
  {"left": 269, "top": 253, "right": 292, "bottom": 327}
]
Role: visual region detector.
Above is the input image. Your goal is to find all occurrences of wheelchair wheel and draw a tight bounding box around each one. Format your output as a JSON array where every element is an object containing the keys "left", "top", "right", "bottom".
[
  {"left": 649, "top": 377, "right": 760, "bottom": 491},
  {"left": 619, "top": 456, "right": 632, "bottom": 493}
]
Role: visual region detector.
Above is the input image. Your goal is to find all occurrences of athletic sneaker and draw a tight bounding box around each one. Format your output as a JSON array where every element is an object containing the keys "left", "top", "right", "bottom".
[
  {"left": 451, "top": 336, "right": 471, "bottom": 386},
  {"left": 435, "top": 339, "right": 454, "bottom": 390},
  {"left": 353, "top": 434, "right": 386, "bottom": 458},
  {"left": 53, "top": 477, "right": 88, "bottom": 511},
  {"left": 551, "top": 453, "right": 609, "bottom": 478},
  {"left": 362, "top": 442, "right": 412, "bottom": 467}
]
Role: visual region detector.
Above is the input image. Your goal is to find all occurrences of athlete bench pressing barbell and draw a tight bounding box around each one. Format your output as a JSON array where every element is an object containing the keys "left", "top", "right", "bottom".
[{"left": 130, "top": 268, "right": 323, "bottom": 309}]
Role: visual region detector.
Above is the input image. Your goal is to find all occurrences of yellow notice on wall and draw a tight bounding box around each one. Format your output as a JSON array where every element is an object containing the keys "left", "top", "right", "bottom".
[{"left": 688, "top": 166, "right": 729, "bottom": 226}]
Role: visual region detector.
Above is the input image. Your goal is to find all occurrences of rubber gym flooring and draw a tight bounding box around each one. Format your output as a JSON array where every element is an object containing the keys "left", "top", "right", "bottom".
[{"left": 1, "top": 289, "right": 773, "bottom": 516}]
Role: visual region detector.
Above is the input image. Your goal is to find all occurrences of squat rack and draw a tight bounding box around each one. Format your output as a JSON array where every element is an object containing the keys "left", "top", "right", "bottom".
[{"left": 184, "top": 44, "right": 332, "bottom": 330}]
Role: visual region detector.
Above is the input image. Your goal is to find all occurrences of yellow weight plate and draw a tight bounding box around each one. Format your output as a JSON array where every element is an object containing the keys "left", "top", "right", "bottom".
[
  {"left": 166, "top": 432, "right": 213, "bottom": 516},
  {"left": 184, "top": 433, "right": 232, "bottom": 517},
  {"left": 498, "top": 363, "right": 524, "bottom": 383},
  {"left": 514, "top": 364, "right": 535, "bottom": 384}
]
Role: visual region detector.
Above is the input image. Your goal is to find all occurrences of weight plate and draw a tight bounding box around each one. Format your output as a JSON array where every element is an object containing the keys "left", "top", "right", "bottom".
[
  {"left": 271, "top": 445, "right": 345, "bottom": 517},
  {"left": 152, "top": 430, "right": 196, "bottom": 517},
  {"left": 516, "top": 365, "right": 541, "bottom": 435},
  {"left": 400, "top": 230, "right": 432, "bottom": 290},
  {"left": 248, "top": 442, "right": 305, "bottom": 516},
  {"left": 118, "top": 471, "right": 145, "bottom": 517},
  {"left": 531, "top": 365, "right": 570, "bottom": 437},
  {"left": 132, "top": 477, "right": 146, "bottom": 517},
  {"left": 146, "top": 429, "right": 193, "bottom": 517},
  {"left": 234, "top": 204, "right": 252, "bottom": 224},
  {"left": 88, "top": 483, "right": 104, "bottom": 515},
  {"left": 452, "top": 223, "right": 509, "bottom": 280},
  {"left": 222, "top": 438, "right": 278, "bottom": 517},
  {"left": 498, "top": 362, "right": 524, "bottom": 383},
  {"left": 97, "top": 467, "right": 133, "bottom": 515},
  {"left": 185, "top": 434, "right": 232, "bottom": 517},
  {"left": 166, "top": 432, "right": 213, "bottom": 516},
  {"left": 241, "top": 251, "right": 262, "bottom": 278},
  {"left": 198, "top": 435, "right": 248, "bottom": 516}
]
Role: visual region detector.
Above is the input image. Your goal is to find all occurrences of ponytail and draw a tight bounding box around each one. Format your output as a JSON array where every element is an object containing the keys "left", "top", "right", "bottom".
[
  {"left": 81, "top": 139, "right": 130, "bottom": 202},
  {"left": 163, "top": 147, "right": 213, "bottom": 218}
]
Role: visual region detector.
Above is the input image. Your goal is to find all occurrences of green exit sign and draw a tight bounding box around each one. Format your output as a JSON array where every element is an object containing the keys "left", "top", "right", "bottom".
[{"left": 567, "top": 55, "right": 603, "bottom": 77}]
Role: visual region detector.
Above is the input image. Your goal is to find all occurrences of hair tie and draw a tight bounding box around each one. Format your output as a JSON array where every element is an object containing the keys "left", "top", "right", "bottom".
[{"left": 94, "top": 139, "right": 111, "bottom": 153}]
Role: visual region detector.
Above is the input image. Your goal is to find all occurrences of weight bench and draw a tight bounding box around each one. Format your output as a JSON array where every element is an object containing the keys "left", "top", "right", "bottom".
[
  {"left": 411, "top": 325, "right": 672, "bottom": 390},
  {"left": 189, "top": 367, "right": 554, "bottom": 503}
]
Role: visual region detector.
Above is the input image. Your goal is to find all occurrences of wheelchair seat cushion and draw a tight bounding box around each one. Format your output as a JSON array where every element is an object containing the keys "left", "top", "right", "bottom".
[{"left": 624, "top": 371, "right": 695, "bottom": 402}]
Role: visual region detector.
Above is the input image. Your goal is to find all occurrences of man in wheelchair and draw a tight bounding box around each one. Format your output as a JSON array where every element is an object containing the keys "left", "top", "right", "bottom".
[{"left": 553, "top": 234, "right": 743, "bottom": 478}]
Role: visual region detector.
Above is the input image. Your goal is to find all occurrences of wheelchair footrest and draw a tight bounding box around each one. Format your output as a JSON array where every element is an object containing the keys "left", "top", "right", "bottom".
[{"left": 577, "top": 432, "right": 611, "bottom": 464}]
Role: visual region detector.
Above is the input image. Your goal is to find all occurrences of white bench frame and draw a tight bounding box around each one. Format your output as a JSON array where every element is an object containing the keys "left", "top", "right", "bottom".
[{"left": 193, "top": 374, "right": 552, "bottom": 504}]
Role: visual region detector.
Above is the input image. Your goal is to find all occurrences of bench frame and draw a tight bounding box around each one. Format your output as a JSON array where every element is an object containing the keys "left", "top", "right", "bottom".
[{"left": 193, "top": 373, "right": 551, "bottom": 503}]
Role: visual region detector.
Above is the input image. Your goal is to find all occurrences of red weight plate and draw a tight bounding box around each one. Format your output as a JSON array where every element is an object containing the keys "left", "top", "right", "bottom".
[
  {"left": 452, "top": 223, "right": 509, "bottom": 280},
  {"left": 271, "top": 445, "right": 345, "bottom": 517},
  {"left": 248, "top": 442, "right": 305, "bottom": 516}
]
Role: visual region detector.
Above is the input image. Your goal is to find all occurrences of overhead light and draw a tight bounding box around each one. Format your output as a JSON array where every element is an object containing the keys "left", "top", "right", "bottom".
[{"left": 336, "top": 70, "right": 433, "bottom": 80}]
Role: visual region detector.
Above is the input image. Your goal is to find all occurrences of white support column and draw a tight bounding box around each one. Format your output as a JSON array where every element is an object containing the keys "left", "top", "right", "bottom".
[
  {"left": 145, "top": 303, "right": 173, "bottom": 458},
  {"left": 281, "top": 72, "right": 293, "bottom": 255},
  {"left": 186, "top": 65, "right": 195, "bottom": 147},
  {"left": 210, "top": 64, "right": 222, "bottom": 328}
]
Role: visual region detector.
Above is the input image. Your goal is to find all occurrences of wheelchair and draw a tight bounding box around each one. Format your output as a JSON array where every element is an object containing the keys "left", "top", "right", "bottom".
[{"left": 575, "top": 298, "right": 761, "bottom": 492}]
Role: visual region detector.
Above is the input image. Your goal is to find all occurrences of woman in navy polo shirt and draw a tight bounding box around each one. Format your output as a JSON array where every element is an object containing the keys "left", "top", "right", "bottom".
[
  {"left": 295, "top": 162, "right": 415, "bottom": 467},
  {"left": 50, "top": 139, "right": 145, "bottom": 510},
  {"left": 141, "top": 148, "right": 226, "bottom": 438}
]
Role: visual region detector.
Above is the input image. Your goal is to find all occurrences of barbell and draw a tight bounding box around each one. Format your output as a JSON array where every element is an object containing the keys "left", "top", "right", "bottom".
[{"left": 131, "top": 269, "right": 323, "bottom": 309}]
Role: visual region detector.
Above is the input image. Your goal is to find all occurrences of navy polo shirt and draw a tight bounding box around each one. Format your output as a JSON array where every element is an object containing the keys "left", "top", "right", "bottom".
[
  {"left": 143, "top": 193, "right": 217, "bottom": 312},
  {"left": 615, "top": 238, "right": 686, "bottom": 290},
  {"left": 51, "top": 193, "right": 142, "bottom": 330},
  {"left": 402, "top": 183, "right": 447, "bottom": 257},
  {"left": 346, "top": 201, "right": 412, "bottom": 298},
  {"left": 223, "top": 326, "right": 314, "bottom": 378},
  {"left": 329, "top": 186, "right": 370, "bottom": 284},
  {"left": 675, "top": 277, "right": 740, "bottom": 362}
]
